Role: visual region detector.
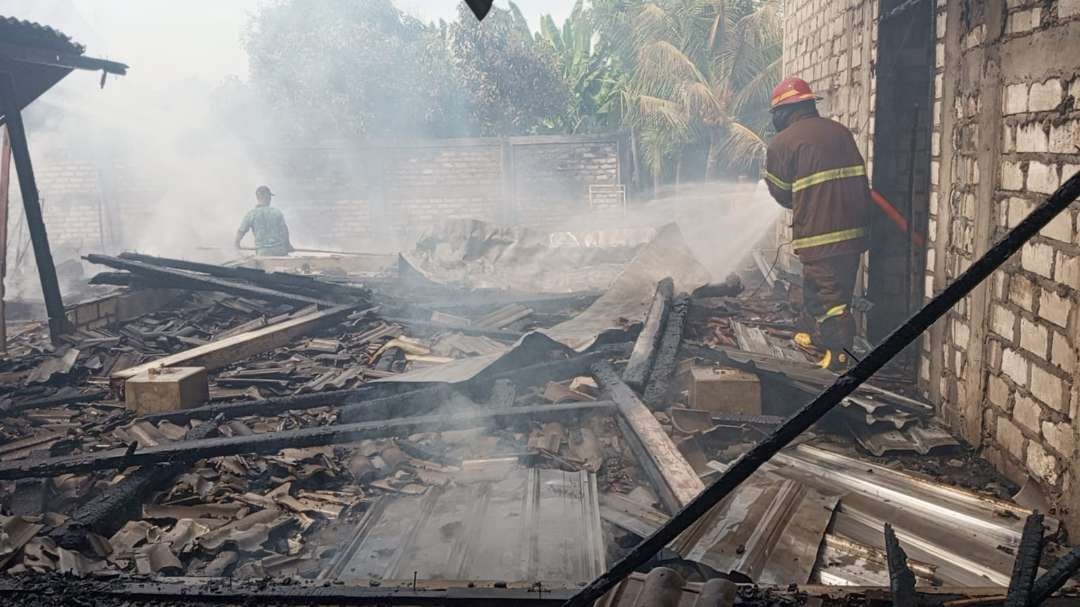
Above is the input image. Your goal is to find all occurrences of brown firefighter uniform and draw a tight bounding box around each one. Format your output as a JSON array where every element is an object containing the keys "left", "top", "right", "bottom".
[{"left": 765, "top": 116, "right": 871, "bottom": 356}]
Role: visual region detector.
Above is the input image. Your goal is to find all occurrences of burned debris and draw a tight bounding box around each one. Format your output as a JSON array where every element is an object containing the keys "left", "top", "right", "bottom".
[{"left": 0, "top": 214, "right": 1078, "bottom": 607}]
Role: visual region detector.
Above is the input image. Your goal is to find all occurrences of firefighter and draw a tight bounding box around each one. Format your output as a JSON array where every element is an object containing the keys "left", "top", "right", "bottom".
[
  {"left": 235, "top": 185, "right": 294, "bottom": 257},
  {"left": 763, "top": 77, "right": 871, "bottom": 371}
]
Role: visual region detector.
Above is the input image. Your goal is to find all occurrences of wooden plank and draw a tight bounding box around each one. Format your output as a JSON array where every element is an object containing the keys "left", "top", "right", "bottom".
[
  {"left": 593, "top": 361, "right": 703, "bottom": 512},
  {"left": 622, "top": 278, "right": 672, "bottom": 390},
  {"left": 111, "top": 305, "right": 358, "bottom": 386},
  {"left": 0, "top": 401, "right": 615, "bottom": 480}
]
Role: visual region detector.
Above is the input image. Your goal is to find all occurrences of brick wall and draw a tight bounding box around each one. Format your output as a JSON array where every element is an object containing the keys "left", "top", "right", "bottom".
[
  {"left": 777, "top": 0, "right": 877, "bottom": 276},
  {"left": 262, "top": 134, "right": 626, "bottom": 247},
  {"left": 782, "top": 0, "right": 1080, "bottom": 533},
  {"left": 7, "top": 148, "right": 106, "bottom": 256}
]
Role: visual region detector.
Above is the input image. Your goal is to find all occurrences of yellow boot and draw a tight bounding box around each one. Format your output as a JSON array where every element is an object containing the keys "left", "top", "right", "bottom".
[
  {"left": 794, "top": 332, "right": 815, "bottom": 349},
  {"left": 818, "top": 350, "right": 852, "bottom": 372}
]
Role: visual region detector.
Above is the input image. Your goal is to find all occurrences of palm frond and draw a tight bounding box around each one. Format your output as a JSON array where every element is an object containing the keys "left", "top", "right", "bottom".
[
  {"left": 635, "top": 94, "right": 690, "bottom": 133},
  {"left": 636, "top": 40, "right": 708, "bottom": 93},
  {"left": 717, "top": 120, "right": 767, "bottom": 172},
  {"left": 731, "top": 56, "right": 781, "bottom": 116}
]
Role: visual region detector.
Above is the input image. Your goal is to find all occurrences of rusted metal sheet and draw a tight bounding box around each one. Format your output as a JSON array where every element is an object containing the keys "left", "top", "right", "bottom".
[{"left": 329, "top": 466, "right": 604, "bottom": 586}]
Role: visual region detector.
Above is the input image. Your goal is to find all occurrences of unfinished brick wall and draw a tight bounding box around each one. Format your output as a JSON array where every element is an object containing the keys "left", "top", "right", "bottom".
[
  {"left": 777, "top": 0, "right": 877, "bottom": 275},
  {"left": 264, "top": 134, "right": 626, "bottom": 247},
  {"left": 6, "top": 149, "right": 105, "bottom": 256},
  {"left": 782, "top": 0, "right": 1080, "bottom": 532}
]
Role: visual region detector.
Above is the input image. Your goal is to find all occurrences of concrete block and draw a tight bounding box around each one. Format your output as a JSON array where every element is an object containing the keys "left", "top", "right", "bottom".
[
  {"left": 1020, "top": 317, "right": 1049, "bottom": 356},
  {"left": 688, "top": 367, "right": 761, "bottom": 415},
  {"left": 1031, "top": 365, "right": 1066, "bottom": 413},
  {"left": 1026, "top": 440, "right": 1060, "bottom": 485},
  {"left": 1017, "top": 123, "right": 1049, "bottom": 153},
  {"left": 1049, "top": 120, "right": 1080, "bottom": 154},
  {"left": 1004, "top": 84, "right": 1028, "bottom": 114},
  {"left": 1055, "top": 251, "right": 1080, "bottom": 285},
  {"left": 1020, "top": 241, "right": 1054, "bottom": 278},
  {"left": 989, "top": 302, "right": 1015, "bottom": 341},
  {"left": 1050, "top": 331, "right": 1077, "bottom": 374},
  {"left": 1041, "top": 210, "right": 1073, "bottom": 242},
  {"left": 996, "top": 416, "right": 1026, "bottom": 460},
  {"left": 126, "top": 367, "right": 209, "bottom": 416},
  {"left": 1002, "top": 161, "right": 1025, "bottom": 191},
  {"left": 1063, "top": 0, "right": 1080, "bottom": 18},
  {"left": 1002, "top": 347, "right": 1029, "bottom": 386},
  {"left": 1013, "top": 394, "right": 1042, "bottom": 433},
  {"left": 1042, "top": 421, "right": 1076, "bottom": 458},
  {"left": 1039, "top": 288, "right": 1071, "bottom": 328},
  {"left": 1008, "top": 197, "right": 1032, "bottom": 229},
  {"left": 1027, "top": 161, "right": 1059, "bottom": 194},
  {"left": 988, "top": 374, "right": 1011, "bottom": 409},
  {"left": 1028, "top": 79, "right": 1062, "bottom": 112}
]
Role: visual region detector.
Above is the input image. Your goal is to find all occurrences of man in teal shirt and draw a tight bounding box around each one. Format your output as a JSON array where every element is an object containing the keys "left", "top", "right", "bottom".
[{"left": 235, "top": 185, "right": 294, "bottom": 256}]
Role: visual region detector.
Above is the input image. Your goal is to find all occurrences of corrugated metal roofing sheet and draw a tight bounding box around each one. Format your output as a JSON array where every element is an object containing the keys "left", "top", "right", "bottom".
[{"left": 0, "top": 15, "right": 84, "bottom": 55}]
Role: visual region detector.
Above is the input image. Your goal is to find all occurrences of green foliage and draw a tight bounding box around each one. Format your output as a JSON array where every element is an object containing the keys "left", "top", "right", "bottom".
[{"left": 448, "top": 3, "right": 570, "bottom": 136}]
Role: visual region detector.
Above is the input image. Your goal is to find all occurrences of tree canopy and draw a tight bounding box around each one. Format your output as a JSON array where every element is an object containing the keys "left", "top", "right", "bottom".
[{"left": 239, "top": 0, "right": 781, "bottom": 184}]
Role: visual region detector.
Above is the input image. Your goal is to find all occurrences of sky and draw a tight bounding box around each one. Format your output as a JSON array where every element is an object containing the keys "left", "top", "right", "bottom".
[{"left": 0, "top": 0, "right": 578, "bottom": 92}]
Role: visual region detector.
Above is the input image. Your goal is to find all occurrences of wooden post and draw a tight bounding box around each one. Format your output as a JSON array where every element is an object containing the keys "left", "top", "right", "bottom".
[
  {"left": 0, "top": 72, "right": 67, "bottom": 341},
  {"left": 0, "top": 125, "right": 10, "bottom": 354}
]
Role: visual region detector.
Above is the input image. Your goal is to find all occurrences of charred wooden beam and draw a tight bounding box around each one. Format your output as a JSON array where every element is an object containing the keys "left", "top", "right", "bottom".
[
  {"left": 1032, "top": 546, "right": 1080, "bottom": 605},
  {"left": 0, "top": 401, "right": 614, "bottom": 480},
  {"left": 0, "top": 73, "right": 66, "bottom": 340},
  {"left": 50, "top": 418, "right": 220, "bottom": 549},
  {"left": 593, "top": 360, "right": 702, "bottom": 512},
  {"left": 85, "top": 254, "right": 336, "bottom": 308},
  {"left": 642, "top": 294, "right": 690, "bottom": 408},
  {"left": 117, "top": 252, "right": 368, "bottom": 302},
  {"left": 561, "top": 172, "right": 1080, "bottom": 607},
  {"left": 622, "top": 278, "right": 673, "bottom": 390},
  {"left": 337, "top": 384, "right": 459, "bottom": 424},
  {"left": 2, "top": 388, "right": 107, "bottom": 415},
  {"left": 137, "top": 388, "right": 366, "bottom": 425},
  {"left": 471, "top": 342, "right": 632, "bottom": 401},
  {"left": 884, "top": 523, "right": 916, "bottom": 607},
  {"left": 1005, "top": 512, "right": 1045, "bottom": 607}
]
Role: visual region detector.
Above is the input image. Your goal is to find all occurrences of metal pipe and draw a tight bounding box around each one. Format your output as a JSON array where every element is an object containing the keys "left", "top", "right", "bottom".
[{"left": 562, "top": 171, "right": 1080, "bottom": 606}]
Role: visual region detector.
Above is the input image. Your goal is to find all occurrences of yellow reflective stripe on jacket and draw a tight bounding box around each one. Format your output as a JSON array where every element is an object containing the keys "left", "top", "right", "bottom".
[
  {"left": 764, "top": 171, "right": 792, "bottom": 191},
  {"left": 817, "top": 304, "right": 848, "bottom": 323},
  {"left": 792, "top": 165, "right": 866, "bottom": 193},
  {"left": 792, "top": 227, "right": 868, "bottom": 249}
]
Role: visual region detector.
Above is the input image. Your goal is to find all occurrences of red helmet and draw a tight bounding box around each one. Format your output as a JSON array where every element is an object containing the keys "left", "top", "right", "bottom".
[{"left": 770, "top": 77, "right": 819, "bottom": 110}]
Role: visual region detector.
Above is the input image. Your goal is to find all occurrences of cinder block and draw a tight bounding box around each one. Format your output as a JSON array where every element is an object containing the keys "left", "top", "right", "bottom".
[
  {"left": 688, "top": 367, "right": 761, "bottom": 415},
  {"left": 126, "top": 367, "right": 209, "bottom": 415}
]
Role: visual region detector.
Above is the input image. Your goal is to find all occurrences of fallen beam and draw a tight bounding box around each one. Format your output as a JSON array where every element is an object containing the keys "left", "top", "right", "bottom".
[
  {"left": 622, "top": 278, "right": 672, "bottom": 390},
  {"left": 117, "top": 252, "right": 368, "bottom": 302},
  {"left": 50, "top": 419, "right": 220, "bottom": 549},
  {"left": 136, "top": 388, "right": 366, "bottom": 425},
  {"left": 111, "top": 304, "right": 359, "bottom": 388},
  {"left": 561, "top": 172, "right": 1080, "bottom": 606},
  {"left": 84, "top": 254, "right": 336, "bottom": 308},
  {"left": 1032, "top": 546, "right": 1080, "bottom": 604},
  {"left": 0, "top": 401, "right": 614, "bottom": 480},
  {"left": 885, "top": 523, "right": 917, "bottom": 607},
  {"left": 642, "top": 294, "right": 690, "bottom": 408},
  {"left": 593, "top": 361, "right": 703, "bottom": 513},
  {"left": 1004, "top": 513, "right": 1045, "bottom": 607}
]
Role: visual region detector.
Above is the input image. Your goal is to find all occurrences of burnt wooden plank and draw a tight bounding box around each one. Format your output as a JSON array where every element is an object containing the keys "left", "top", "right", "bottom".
[{"left": 622, "top": 278, "right": 673, "bottom": 391}]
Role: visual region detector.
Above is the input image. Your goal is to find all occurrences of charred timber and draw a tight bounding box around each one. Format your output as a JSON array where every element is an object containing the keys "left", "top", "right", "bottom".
[
  {"left": 1032, "top": 546, "right": 1080, "bottom": 604},
  {"left": 561, "top": 173, "right": 1080, "bottom": 606},
  {"left": 642, "top": 294, "right": 690, "bottom": 408},
  {"left": 117, "top": 252, "right": 369, "bottom": 302},
  {"left": 50, "top": 418, "right": 220, "bottom": 549},
  {"left": 84, "top": 254, "right": 336, "bottom": 308},
  {"left": 622, "top": 278, "right": 673, "bottom": 391},
  {"left": 1004, "top": 512, "right": 1045, "bottom": 607},
  {"left": 382, "top": 316, "right": 523, "bottom": 340},
  {"left": 884, "top": 523, "right": 917, "bottom": 607},
  {"left": 0, "top": 402, "right": 614, "bottom": 480}
]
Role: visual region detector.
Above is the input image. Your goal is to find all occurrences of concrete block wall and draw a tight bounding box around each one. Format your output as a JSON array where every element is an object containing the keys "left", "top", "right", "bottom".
[
  {"left": 782, "top": 0, "right": 1080, "bottom": 532},
  {"left": 7, "top": 150, "right": 105, "bottom": 255},
  {"left": 513, "top": 139, "right": 620, "bottom": 230},
  {"left": 777, "top": 0, "right": 877, "bottom": 274}
]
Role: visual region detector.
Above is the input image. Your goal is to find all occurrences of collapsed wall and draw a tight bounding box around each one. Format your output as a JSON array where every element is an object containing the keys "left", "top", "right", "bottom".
[{"left": 780, "top": 0, "right": 1080, "bottom": 534}]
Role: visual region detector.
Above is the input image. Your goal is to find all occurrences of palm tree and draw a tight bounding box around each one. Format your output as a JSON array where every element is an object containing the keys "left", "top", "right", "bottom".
[
  {"left": 595, "top": 0, "right": 781, "bottom": 184},
  {"left": 536, "top": 0, "right": 626, "bottom": 134}
]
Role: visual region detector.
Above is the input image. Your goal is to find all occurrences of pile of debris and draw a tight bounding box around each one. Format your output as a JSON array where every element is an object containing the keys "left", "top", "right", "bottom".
[{"left": 0, "top": 223, "right": 1075, "bottom": 605}]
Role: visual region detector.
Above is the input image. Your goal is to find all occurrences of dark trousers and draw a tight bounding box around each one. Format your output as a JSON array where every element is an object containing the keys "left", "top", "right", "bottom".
[{"left": 800, "top": 253, "right": 860, "bottom": 352}]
